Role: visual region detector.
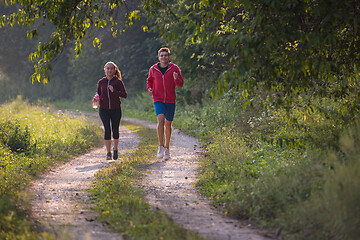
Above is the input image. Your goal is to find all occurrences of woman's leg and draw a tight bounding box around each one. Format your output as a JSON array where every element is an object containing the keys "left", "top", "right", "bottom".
[
  {"left": 99, "top": 108, "right": 112, "bottom": 154},
  {"left": 104, "top": 139, "right": 111, "bottom": 153},
  {"left": 110, "top": 109, "right": 122, "bottom": 150}
]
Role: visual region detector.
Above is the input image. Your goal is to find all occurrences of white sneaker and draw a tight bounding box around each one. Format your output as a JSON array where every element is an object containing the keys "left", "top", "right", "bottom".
[
  {"left": 164, "top": 147, "right": 170, "bottom": 160},
  {"left": 157, "top": 146, "right": 164, "bottom": 158}
]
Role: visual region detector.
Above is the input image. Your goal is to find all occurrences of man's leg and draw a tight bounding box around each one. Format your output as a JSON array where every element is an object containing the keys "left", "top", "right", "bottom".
[
  {"left": 164, "top": 119, "right": 172, "bottom": 148},
  {"left": 157, "top": 113, "right": 165, "bottom": 146}
]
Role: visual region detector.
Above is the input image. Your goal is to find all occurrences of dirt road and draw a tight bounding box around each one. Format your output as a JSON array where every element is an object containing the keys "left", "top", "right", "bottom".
[{"left": 29, "top": 117, "right": 269, "bottom": 240}]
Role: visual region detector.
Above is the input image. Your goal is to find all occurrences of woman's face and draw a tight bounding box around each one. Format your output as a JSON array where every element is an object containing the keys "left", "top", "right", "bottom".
[{"left": 104, "top": 63, "right": 115, "bottom": 78}]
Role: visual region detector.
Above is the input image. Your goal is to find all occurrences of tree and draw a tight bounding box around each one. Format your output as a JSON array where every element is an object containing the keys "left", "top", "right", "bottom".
[
  {"left": 143, "top": 0, "right": 360, "bottom": 108},
  {"left": 2, "top": 0, "right": 360, "bottom": 110},
  {"left": 0, "top": 0, "right": 142, "bottom": 83}
]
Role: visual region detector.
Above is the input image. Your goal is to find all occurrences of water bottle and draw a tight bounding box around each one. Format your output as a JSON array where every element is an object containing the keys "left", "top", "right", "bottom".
[{"left": 92, "top": 93, "right": 99, "bottom": 109}]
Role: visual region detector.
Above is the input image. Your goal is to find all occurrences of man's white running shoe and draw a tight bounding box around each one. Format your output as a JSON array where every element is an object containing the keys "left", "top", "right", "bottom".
[
  {"left": 157, "top": 146, "right": 164, "bottom": 158},
  {"left": 164, "top": 147, "right": 170, "bottom": 160}
]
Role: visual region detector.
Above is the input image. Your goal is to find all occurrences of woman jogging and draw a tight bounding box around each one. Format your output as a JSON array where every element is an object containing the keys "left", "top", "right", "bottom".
[
  {"left": 93, "top": 61, "right": 127, "bottom": 160},
  {"left": 147, "top": 47, "right": 184, "bottom": 160}
]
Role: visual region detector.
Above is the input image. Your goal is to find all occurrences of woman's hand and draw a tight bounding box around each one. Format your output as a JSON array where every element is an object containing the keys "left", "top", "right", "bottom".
[{"left": 108, "top": 85, "right": 114, "bottom": 92}]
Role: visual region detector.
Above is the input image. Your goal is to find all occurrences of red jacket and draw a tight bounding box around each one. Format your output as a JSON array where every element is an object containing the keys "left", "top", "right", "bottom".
[
  {"left": 147, "top": 62, "right": 184, "bottom": 103},
  {"left": 97, "top": 77, "right": 127, "bottom": 109}
]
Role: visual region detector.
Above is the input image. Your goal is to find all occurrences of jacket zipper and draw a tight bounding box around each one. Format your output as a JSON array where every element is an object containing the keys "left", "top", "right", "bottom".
[
  {"left": 162, "top": 74, "right": 166, "bottom": 102},
  {"left": 107, "top": 79, "right": 111, "bottom": 109}
]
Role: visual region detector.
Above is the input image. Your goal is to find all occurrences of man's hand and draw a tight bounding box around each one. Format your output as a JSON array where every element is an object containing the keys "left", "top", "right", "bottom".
[
  {"left": 173, "top": 72, "right": 178, "bottom": 80},
  {"left": 148, "top": 88, "right": 153, "bottom": 96}
]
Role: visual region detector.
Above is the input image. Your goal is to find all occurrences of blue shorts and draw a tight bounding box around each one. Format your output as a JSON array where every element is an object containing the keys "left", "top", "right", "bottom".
[{"left": 154, "top": 101, "right": 176, "bottom": 121}]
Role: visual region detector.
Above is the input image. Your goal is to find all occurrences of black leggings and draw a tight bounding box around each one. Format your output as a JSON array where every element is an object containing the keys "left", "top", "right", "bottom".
[{"left": 99, "top": 108, "right": 122, "bottom": 140}]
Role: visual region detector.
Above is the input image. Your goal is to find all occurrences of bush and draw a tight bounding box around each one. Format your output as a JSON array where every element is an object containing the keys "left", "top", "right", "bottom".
[
  {"left": 0, "top": 120, "right": 32, "bottom": 153},
  {"left": 279, "top": 123, "right": 360, "bottom": 240}
]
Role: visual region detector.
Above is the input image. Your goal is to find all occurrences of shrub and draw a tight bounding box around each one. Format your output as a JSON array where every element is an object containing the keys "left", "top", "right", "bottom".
[
  {"left": 279, "top": 123, "right": 360, "bottom": 239},
  {"left": 0, "top": 120, "right": 32, "bottom": 153}
]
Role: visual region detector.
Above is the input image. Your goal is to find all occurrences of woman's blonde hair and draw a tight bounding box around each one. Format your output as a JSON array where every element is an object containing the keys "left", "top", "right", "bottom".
[{"left": 104, "top": 61, "right": 122, "bottom": 79}]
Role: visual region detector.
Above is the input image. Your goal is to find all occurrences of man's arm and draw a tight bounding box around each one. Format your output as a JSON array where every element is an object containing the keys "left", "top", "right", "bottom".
[
  {"left": 147, "top": 67, "right": 154, "bottom": 96},
  {"left": 173, "top": 67, "right": 184, "bottom": 88}
]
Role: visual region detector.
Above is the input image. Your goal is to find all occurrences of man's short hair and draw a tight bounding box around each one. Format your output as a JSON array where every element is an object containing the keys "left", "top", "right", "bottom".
[{"left": 158, "top": 47, "right": 171, "bottom": 56}]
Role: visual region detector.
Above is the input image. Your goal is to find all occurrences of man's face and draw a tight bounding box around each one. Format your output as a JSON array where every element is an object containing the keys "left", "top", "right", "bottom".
[{"left": 158, "top": 51, "right": 170, "bottom": 65}]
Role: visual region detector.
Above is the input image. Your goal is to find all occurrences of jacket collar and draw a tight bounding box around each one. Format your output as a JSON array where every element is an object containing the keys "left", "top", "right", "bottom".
[{"left": 153, "top": 62, "right": 174, "bottom": 70}]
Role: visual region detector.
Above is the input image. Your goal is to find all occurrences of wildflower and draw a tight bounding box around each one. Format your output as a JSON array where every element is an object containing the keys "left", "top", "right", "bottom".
[
  {"left": 304, "top": 155, "right": 307, "bottom": 158},
  {"left": 285, "top": 163, "right": 289, "bottom": 167}
]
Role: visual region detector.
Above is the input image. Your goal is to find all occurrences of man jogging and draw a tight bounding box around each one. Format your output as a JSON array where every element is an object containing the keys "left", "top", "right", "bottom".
[{"left": 147, "top": 47, "right": 184, "bottom": 160}]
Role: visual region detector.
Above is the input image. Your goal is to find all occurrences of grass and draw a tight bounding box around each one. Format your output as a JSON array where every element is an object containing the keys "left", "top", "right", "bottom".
[
  {"left": 176, "top": 91, "right": 360, "bottom": 239},
  {"left": 0, "top": 97, "right": 103, "bottom": 239},
  {"left": 121, "top": 90, "right": 360, "bottom": 239},
  {"left": 89, "top": 122, "right": 204, "bottom": 240}
]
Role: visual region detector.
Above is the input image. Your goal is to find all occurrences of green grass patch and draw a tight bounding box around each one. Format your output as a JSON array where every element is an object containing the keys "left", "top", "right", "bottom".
[
  {"left": 183, "top": 92, "right": 360, "bottom": 239},
  {"left": 0, "top": 97, "right": 103, "bottom": 239},
  {"left": 89, "top": 122, "right": 204, "bottom": 240},
  {"left": 122, "top": 90, "right": 360, "bottom": 239}
]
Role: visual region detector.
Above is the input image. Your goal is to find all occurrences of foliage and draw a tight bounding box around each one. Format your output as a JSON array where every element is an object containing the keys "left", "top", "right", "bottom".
[
  {"left": 90, "top": 123, "right": 204, "bottom": 240},
  {"left": 0, "top": 0, "right": 143, "bottom": 82},
  {"left": 142, "top": 0, "right": 360, "bottom": 109},
  {"left": 275, "top": 123, "right": 360, "bottom": 240},
  {"left": 0, "top": 97, "right": 102, "bottom": 239},
  {"left": 0, "top": 119, "right": 31, "bottom": 152},
  {"left": 2, "top": 0, "right": 360, "bottom": 109},
  {"left": 186, "top": 95, "right": 360, "bottom": 238}
]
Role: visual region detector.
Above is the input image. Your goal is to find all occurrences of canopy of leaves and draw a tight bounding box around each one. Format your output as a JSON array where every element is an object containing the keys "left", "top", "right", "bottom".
[
  {"left": 0, "top": 0, "right": 141, "bottom": 83},
  {"left": 143, "top": 0, "right": 360, "bottom": 108},
  {"left": 2, "top": 0, "right": 360, "bottom": 111}
]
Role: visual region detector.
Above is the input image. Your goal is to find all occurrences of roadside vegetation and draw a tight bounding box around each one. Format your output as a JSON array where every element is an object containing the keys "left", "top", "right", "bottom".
[
  {"left": 0, "top": 97, "right": 103, "bottom": 240},
  {"left": 123, "top": 90, "right": 360, "bottom": 239}
]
